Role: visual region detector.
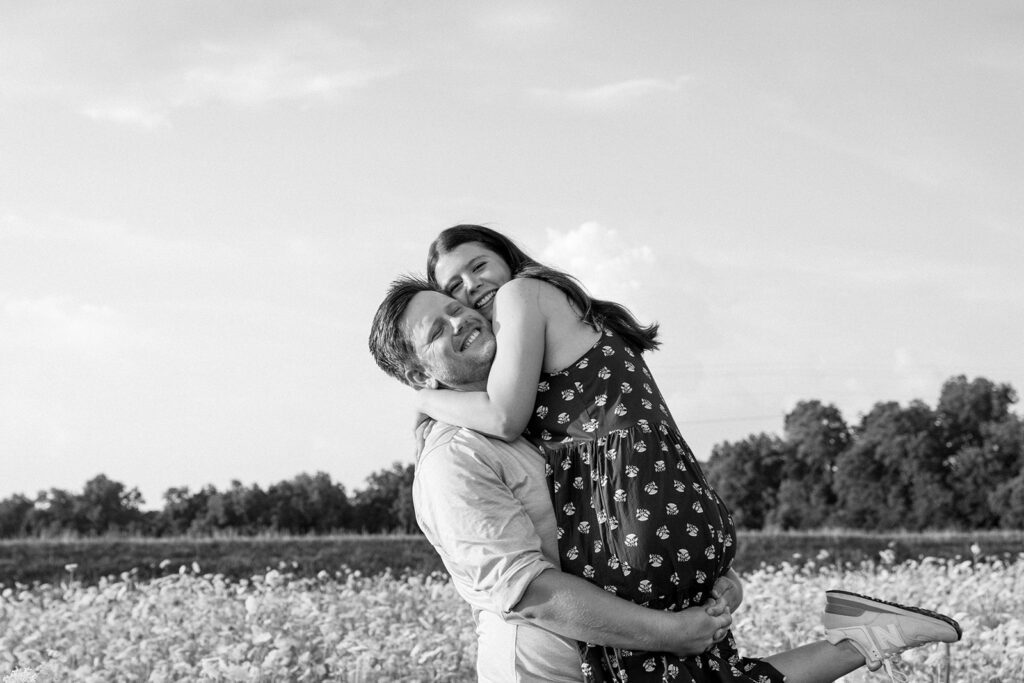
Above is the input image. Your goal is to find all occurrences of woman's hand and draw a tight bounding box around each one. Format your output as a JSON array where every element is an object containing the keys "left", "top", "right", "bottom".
[
  {"left": 667, "top": 601, "right": 732, "bottom": 656},
  {"left": 412, "top": 410, "right": 432, "bottom": 456}
]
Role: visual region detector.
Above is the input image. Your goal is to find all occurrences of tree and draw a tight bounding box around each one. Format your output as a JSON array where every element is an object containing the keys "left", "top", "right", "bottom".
[
  {"left": 178, "top": 485, "right": 221, "bottom": 535},
  {"left": 705, "top": 433, "right": 785, "bottom": 529},
  {"left": 351, "top": 462, "right": 417, "bottom": 533},
  {"left": 936, "top": 376, "right": 1017, "bottom": 454},
  {"left": 0, "top": 493, "right": 33, "bottom": 538},
  {"left": 838, "top": 395, "right": 968, "bottom": 531},
  {"left": 984, "top": 416, "right": 1024, "bottom": 528},
  {"left": 831, "top": 437, "right": 894, "bottom": 530},
  {"left": 189, "top": 482, "right": 260, "bottom": 534},
  {"left": 158, "top": 486, "right": 207, "bottom": 535},
  {"left": 26, "top": 487, "right": 79, "bottom": 535},
  {"left": 832, "top": 401, "right": 948, "bottom": 530},
  {"left": 768, "top": 401, "right": 849, "bottom": 529},
  {"left": 990, "top": 473, "right": 1024, "bottom": 528},
  {"left": 74, "top": 474, "right": 146, "bottom": 535},
  {"left": 946, "top": 397, "right": 1023, "bottom": 529},
  {"left": 287, "top": 471, "right": 350, "bottom": 533}
]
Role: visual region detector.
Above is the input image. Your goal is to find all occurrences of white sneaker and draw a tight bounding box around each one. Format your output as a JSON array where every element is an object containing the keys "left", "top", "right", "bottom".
[{"left": 822, "top": 590, "right": 962, "bottom": 681}]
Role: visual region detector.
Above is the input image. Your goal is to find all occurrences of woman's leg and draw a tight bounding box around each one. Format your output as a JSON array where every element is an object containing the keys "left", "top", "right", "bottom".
[
  {"left": 764, "top": 641, "right": 864, "bottom": 683},
  {"left": 764, "top": 590, "right": 963, "bottom": 683}
]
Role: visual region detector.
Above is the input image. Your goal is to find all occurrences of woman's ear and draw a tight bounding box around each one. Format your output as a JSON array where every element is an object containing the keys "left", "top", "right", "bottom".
[{"left": 404, "top": 367, "right": 438, "bottom": 390}]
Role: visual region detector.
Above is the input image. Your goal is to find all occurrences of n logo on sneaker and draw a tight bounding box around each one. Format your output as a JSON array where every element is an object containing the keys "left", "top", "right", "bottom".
[{"left": 871, "top": 623, "right": 904, "bottom": 650}]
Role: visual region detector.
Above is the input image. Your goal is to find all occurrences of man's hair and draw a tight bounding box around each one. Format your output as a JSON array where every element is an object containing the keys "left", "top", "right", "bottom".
[{"left": 369, "top": 275, "right": 436, "bottom": 386}]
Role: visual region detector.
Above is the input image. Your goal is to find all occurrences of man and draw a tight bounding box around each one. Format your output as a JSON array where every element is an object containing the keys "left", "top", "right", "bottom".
[
  {"left": 368, "top": 276, "right": 961, "bottom": 683},
  {"left": 369, "top": 276, "right": 735, "bottom": 681}
]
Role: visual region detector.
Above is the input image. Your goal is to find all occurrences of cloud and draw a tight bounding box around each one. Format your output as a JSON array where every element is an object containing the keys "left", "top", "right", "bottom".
[
  {"left": 83, "top": 39, "right": 400, "bottom": 127},
  {"left": 1, "top": 12, "right": 401, "bottom": 127},
  {"left": 765, "top": 96, "right": 967, "bottom": 190},
  {"left": 532, "top": 76, "right": 691, "bottom": 109},
  {"left": 82, "top": 103, "right": 168, "bottom": 129},
  {"left": 688, "top": 241, "right": 985, "bottom": 292},
  {"left": 479, "top": 6, "right": 560, "bottom": 32},
  {"left": 540, "top": 222, "right": 656, "bottom": 304},
  {"left": 170, "top": 36, "right": 399, "bottom": 108},
  {"left": 1, "top": 296, "right": 135, "bottom": 352}
]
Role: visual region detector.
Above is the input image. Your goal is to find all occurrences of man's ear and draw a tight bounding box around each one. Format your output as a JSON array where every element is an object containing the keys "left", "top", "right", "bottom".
[{"left": 404, "top": 367, "right": 439, "bottom": 390}]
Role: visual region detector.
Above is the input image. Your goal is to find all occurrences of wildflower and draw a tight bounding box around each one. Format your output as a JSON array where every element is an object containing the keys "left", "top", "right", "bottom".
[{"left": 3, "top": 668, "right": 39, "bottom": 683}]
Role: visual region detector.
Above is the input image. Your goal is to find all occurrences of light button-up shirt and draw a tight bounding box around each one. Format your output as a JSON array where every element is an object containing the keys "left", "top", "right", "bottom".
[{"left": 413, "top": 421, "right": 582, "bottom": 682}]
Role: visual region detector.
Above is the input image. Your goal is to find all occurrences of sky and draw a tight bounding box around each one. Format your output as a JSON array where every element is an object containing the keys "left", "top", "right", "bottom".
[{"left": 1, "top": 1, "right": 1022, "bottom": 510}]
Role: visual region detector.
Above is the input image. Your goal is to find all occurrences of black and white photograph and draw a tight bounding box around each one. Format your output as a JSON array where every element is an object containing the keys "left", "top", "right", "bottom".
[{"left": 1, "top": 2, "right": 1021, "bottom": 681}]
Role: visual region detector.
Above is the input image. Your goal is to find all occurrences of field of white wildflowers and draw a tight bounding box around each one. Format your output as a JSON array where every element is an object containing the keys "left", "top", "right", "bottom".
[{"left": 1, "top": 553, "right": 1021, "bottom": 682}]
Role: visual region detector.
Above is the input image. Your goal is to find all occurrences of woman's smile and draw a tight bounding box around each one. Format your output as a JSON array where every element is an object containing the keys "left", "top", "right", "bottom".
[
  {"left": 433, "top": 241, "right": 513, "bottom": 321},
  {"left": 473, "top": 290, "right": 496, "bottom": 311}
]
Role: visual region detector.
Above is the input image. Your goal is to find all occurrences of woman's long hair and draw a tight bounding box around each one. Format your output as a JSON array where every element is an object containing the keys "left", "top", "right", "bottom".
[{"left": 426, "top": 224, "right": 660, "bottom": 352}]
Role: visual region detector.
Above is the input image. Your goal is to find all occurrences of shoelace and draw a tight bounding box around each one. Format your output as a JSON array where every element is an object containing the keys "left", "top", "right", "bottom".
[
  {"left": 880, "top": 658, "right": 909, "bottom": 683},
  {"left": 878, "top": 642, "right": 955, "bottom": 683}
]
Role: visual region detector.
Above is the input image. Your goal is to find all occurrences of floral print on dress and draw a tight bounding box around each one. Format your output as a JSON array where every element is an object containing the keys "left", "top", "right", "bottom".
[{"left": 524, "top": 329, "right": 784, "bottom": 683}]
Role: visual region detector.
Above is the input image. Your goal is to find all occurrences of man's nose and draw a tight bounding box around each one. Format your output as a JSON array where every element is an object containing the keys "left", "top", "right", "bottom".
[{"left": 449, "top": 310, "right": 470, "bottom": 334}]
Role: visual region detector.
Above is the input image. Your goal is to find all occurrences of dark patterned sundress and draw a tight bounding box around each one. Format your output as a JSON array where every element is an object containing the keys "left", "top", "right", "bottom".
[{"left": 524, "top": 328, "right": 784, "bottom": 683}]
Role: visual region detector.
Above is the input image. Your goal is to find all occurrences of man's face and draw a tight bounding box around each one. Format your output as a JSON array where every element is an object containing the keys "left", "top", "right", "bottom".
[{"left": 400, "top": 290, "right": 496, "bottom": 390}]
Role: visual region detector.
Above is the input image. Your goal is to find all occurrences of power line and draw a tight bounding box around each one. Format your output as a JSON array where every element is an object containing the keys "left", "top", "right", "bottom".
[{"left": 678, "top": 414, "right": 783, "bottom": 425}]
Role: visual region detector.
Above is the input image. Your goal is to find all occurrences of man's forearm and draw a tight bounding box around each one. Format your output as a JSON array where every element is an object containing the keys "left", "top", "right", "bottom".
[{"left": 510, "top": 568, "right": 722, "bottom": 655}]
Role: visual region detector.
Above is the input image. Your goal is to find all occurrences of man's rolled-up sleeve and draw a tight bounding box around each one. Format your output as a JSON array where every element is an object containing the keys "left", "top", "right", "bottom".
[{"left": 414, "top": 438, "right": 556, "bottom": 616}]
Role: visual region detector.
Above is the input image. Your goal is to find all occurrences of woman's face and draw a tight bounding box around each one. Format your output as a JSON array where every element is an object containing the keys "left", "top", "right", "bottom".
[{"left": 433, "top": 242, "right": 513, "bottom": 321}]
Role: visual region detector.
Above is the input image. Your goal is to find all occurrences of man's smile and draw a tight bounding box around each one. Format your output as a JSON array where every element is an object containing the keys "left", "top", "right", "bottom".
[{"left": 461, "top": 328, "right": 481, "bottom": 351}]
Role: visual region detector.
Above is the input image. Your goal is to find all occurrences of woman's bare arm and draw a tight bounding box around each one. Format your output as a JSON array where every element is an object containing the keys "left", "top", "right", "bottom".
[{"left": 416, "top": 278, "right": 550, "bottom": 439}]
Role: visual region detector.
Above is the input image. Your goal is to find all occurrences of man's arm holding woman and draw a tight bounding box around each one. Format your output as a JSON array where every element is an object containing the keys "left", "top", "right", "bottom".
[
  {"left": 413, "top": 431, "right": 733, "bottom": 658},
  {"left": 512, "top": 568, "right": 732, "bottom": 655}
]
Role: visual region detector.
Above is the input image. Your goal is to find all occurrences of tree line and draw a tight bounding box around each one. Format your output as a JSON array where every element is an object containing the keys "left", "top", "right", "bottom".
[
  {"left": 1, "top": 375, "right": 1020, "bottom": 538},
  {"left": 0, "top": 466, "right": 416, "bottom": 539},
  {"left": 705, "top": 375, "right": 1024, "bottom": 530}
]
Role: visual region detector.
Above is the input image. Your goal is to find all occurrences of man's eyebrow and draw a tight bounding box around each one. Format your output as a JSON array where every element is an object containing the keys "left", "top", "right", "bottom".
[{"left": 444, "top": 300, "right": 461, "bottom": 315}]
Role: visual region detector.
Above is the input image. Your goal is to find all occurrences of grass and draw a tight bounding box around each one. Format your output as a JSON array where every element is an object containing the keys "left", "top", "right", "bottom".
[
  {"left": 1, "top": 529, "right": 1020, "bottom": 587},
  {"left": 3, "top": 553, "right": 1023, "bottom": 681}
]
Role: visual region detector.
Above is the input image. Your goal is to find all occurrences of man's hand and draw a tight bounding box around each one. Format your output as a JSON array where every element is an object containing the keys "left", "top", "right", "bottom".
[
  {"left": 699, "top": 569, "right": 744, "bottom": 647},
  {"left": 668, "top": 601, "right": 732, "bottom": 656},
  {"left": 710, "top": 568, "right": 744, "bottom": 614},
  {"left": 513, "top": 568, "right": 734, "bottom": 656}
]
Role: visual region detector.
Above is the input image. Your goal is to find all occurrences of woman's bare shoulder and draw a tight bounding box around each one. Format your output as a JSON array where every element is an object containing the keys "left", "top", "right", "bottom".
[{"left": 495, "top": 276, "right": 566, "bottom": 308}]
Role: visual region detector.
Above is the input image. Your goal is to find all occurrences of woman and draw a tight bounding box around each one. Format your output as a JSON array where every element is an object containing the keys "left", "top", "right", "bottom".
[{"left": 416, "top": 224, "right": 960, "bottom": 683}]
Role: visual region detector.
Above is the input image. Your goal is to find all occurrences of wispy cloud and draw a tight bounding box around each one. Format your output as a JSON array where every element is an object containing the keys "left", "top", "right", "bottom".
[
  {"left": 1, "top": 296, "right": 140, "bottom": 353},
  {"left": 82, "top": 103, "right": 169, "bottom": 129},
  {"left": 763, "top": 92, "right": 968, "bottom": 190},
  {"left": 2, "top": 13, "right": 401, "bottom": 128},
  {"left": 540, "top": 222, "right": 656, "bottom": 304},
  {"left": 478, "top": 6, "right": 560, "bottom": 33},
  {"left": 689, "top": 241, "right": 985, "bottom": 291},
  {"left": 532, "top": 76, "right": 691, "bottom": 109},
  {"left": 174, "top": 33, "right": 399, "bottom": 106}
]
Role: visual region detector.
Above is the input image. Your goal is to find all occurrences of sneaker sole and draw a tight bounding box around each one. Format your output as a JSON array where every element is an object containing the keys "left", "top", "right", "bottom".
[{"left": 825, "top": 589, "right": 963, "bottom": 641}]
